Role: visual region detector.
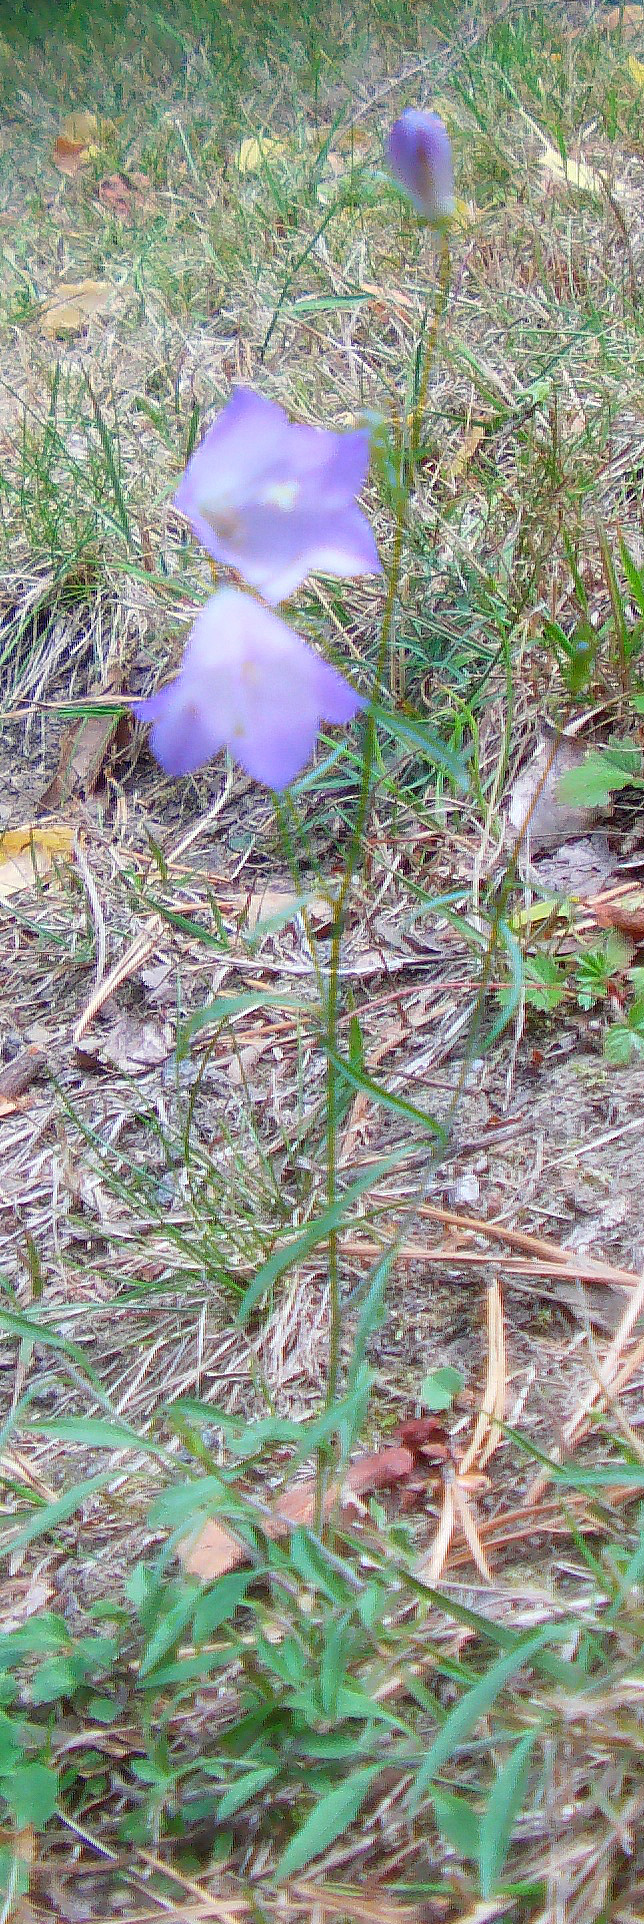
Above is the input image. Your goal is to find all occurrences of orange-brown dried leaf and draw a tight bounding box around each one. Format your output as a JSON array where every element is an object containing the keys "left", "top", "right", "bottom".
[
  {"left": 601, "top": 3, "right": 644, "bottom": 27},
  {"left": 180, "top": 1446, "right": 417, "bottom": 1581},
  {"left": 0, "top": 1048, "right": 46, "bottom": 1119},
  {"left": 53, "top": 136, "right": 89, "bottom": 177},
  {"left": 181, "top": 1518, "right": 246, "bottom": 1579},
  {"left": 393, "top": 1417, "right": 448, "bottom": 1455},
  {"left": 588, "top": 900, "right": 644, "bottom": 941},
  {"left": 343, "top": 1446, "right": 414, "bottom": 1495}
]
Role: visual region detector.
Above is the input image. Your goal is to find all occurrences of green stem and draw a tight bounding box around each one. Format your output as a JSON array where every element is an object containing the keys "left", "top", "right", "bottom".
[{"left": 323, "top": 231, "right": 451, "bottom": 1422}]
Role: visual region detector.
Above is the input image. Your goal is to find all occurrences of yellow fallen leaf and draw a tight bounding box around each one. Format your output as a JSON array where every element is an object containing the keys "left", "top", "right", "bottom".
[
  {"left": 39, "top": 279, "right": 112, "bottom": 338},
  {"left": 60, "top": 110, "right": 100, "bottom": 144},
  {"left": 538, "top": 140, "right": 602, "bottom": 196},
  {"left": 0, "top": 824, "right": 74, "bottom": 900},
  {"left": 454, "top": 195, "right": 477, "bottom": 230},
  {"left": 0, "top": 825, "right": 75, "bottom": 857},
  {"left": 628, "top": 52, "right": 644, "bottom": 85},
  {"left": 443, "top": 424, "right": 487, "bottom": 484},
  {"left": 517, "top": 106, "right": 604, "bottom": 199},
  {"left": 235, "top": 133, "right": 287, "bottom": 173}
]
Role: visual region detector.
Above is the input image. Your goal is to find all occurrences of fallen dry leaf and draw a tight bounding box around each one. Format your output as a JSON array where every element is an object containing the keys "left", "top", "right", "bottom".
[
  {"left": 181, "top": 1444, "right": 423, "bottom": 1580},
  {"left": 39, "top": 279, "right": 113, "bottom": 338},
  {"left": 60, "top": 110, "right": 100, "bottom": 143},
  {"left": 538, "top": 141, "right": 603, "bottom": 197},
  {"left": 628, "top": 51, "right": 644, "bottom": 85},
  {"left": 443, "top": 423, "right": 487, "bottom": 485},
  {"left": 97, "top": 171, "right": 152, "bottom": 220},
  {"left": 507, "top": 727, "right": 601, "bottom": 854},
  {"left": 76, "top": 1013, "right": 171, "bottom": 1076},
  {"left": 53, "top": 137, "right": 92, "bottom": 178},
  {"left": 53, "top": 109, "right": 100, "bottom": 176},
  {"left": 0, "top": 1048, "right": 46, "bottom": 1119},
  {"left": 0, "top": 823, "right": 74, "bottom": 900},
  {"left": 37, "top": 704, "right": 130, "bottom": 813},
  {"left": 586, "top": 896, "right": 644, "bottom": 941},
  {"left": 238, "top": 886, "right": 330, "bottom": 935},
  {"left": 520, "top": 106, "right": 604, "bottom": 197},
  {"left": 602, "top": 4, "right": 644, "bottom": 29},
  {"left": 235, "top": 133, "right": 287, "bottom": 173},
  {"left": 532, "top": 833, "right": 615, "bottom": 896}
]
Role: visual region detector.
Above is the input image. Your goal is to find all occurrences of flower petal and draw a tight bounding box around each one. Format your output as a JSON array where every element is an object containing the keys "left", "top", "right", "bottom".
[
  {"left": 388, "top": 109, "right": 454, "bottom": 223},
  {"left": 173, "top": 389, "right": 380, "bottom": 601},
  {"left": 133, "top": 684, "right": 224, "bottom": 777},
  {"left": 133, "top": 588, "right": 365, "bottom": 790}
]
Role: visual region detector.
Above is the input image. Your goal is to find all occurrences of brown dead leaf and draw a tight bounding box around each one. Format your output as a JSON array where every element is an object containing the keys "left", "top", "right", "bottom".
[
  {"left": 181, "top": 1518, "right": 245, "bottom": 1580},
  {"left": 37, "top": 705, "right": 130, "bottom": 813},
  {"left": 587, "top": 896, "right": 644, "bottom": 941},
  {"left": 39, "top": 279, "right": 113, "bottom": 338},
  {"left": 180, "top": 1446, "right": 418, "bottom": 1581},
  {"left": 0, "top": 1048, "right": 46, "bottom": 1119},
  {"left": 532, "top": 833, "right": 616, "bottom": 896},
  {"left": 76, "top": 1013, "right": 171, "bottom": 1077},
  {"left": 602, "top": 4, "right": 644, "bottom": 28},
  {"left": 507, "top": 726, "right": 601, "bottom": 853},
  {"left": 53, "top": 137, "right": 91, "bottom": 178},
  {"left": 0, "top": 823, "right": 74, "bottom": 900},
  {"left": 97, "top": 171, "right": 152, "bottom": 220},
  {"left": 394, "top": 1416, "right": 450, "bottom": 1456},
  {"left": 53, "top": 109, "right": 100, "bottom": 176}
]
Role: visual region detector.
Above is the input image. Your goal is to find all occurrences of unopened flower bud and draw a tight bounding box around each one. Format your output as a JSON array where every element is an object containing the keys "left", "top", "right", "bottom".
[{"left": 388, "top": 109, "right": 454, "bottom": 225}]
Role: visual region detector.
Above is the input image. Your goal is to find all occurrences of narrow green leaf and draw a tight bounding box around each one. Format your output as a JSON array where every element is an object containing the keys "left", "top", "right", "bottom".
[
  {"left": 192, "top": 1575, "right": 251, "bottom": 1642},
  {"left": 218, "top": 1765, "right": 278, "bottom": 1821},
  {"left": 432, "top": 1784, "right": 479, "bottom": 1858},
  {"left": 277, "top": 1766, "right": 379, "bottom": 1877},
  {"left": 371, "top": 704, "right": 469, "bottom": 789},
  {"left": 139, "top": 1591, "right": 199, "bottom": 1677},
  {"left": 177, "top": 991, "right": 305, "bottom": 1061},
  {"left": 479, "top": 1731, "right": 537, "bottom": 1896},
  {"left": 0, "top": 1308, "right": 93, "bottom": 1371},
  {"left": 238, "top": 1148, "right": 416, "bottom": 1324},
  {"left": 411, "top": 1625, "right": 568, "bottom": 1804},
  {"left": 325, "top": 1046, "right": 445, "bottom": 1139},
  {"left": 290, "top": 293, "right": 369, "bottom": 313},
  {"left": 24, "top": 1417, "right": 165, "bottom": 1454},
  {"left": 486, "top": 917, "right": 524, "bottom": 1045},
  {"left": 1, "top": 1473, "right": 114, "bottom": 1552}
]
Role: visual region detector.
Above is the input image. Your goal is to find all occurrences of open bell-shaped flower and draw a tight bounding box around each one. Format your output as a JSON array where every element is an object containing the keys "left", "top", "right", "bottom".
[
  {"left": 133, "top": 586, "right": 366, "bottom": 791},
  {"left": 173, "top": 387, "right": 381, "bottom": 605},
  {"left": 387, "top": 108, "right": 454, "bottom": 225}
]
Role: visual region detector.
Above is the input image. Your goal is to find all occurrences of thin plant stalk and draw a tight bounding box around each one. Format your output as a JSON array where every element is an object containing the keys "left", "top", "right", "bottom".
[{"left": 322, "top": 235, "right": 452, "bottom": 1424}]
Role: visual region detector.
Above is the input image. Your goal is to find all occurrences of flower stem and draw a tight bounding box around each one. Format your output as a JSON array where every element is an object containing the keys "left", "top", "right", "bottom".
[{"left": 323, "top": 235, "right": 451, "bottom": 1424}]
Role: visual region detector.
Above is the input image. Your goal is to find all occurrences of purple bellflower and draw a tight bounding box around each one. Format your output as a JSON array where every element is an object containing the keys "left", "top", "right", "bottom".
[
  {"left": 387, "top": 109, "right": 454, "bottom": 225},
  {"left": 173, "top": 387, "right": 381, "bottom": 605},
  {"left": 133, "top": 587, "right": 366, "bottom": 791}
]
